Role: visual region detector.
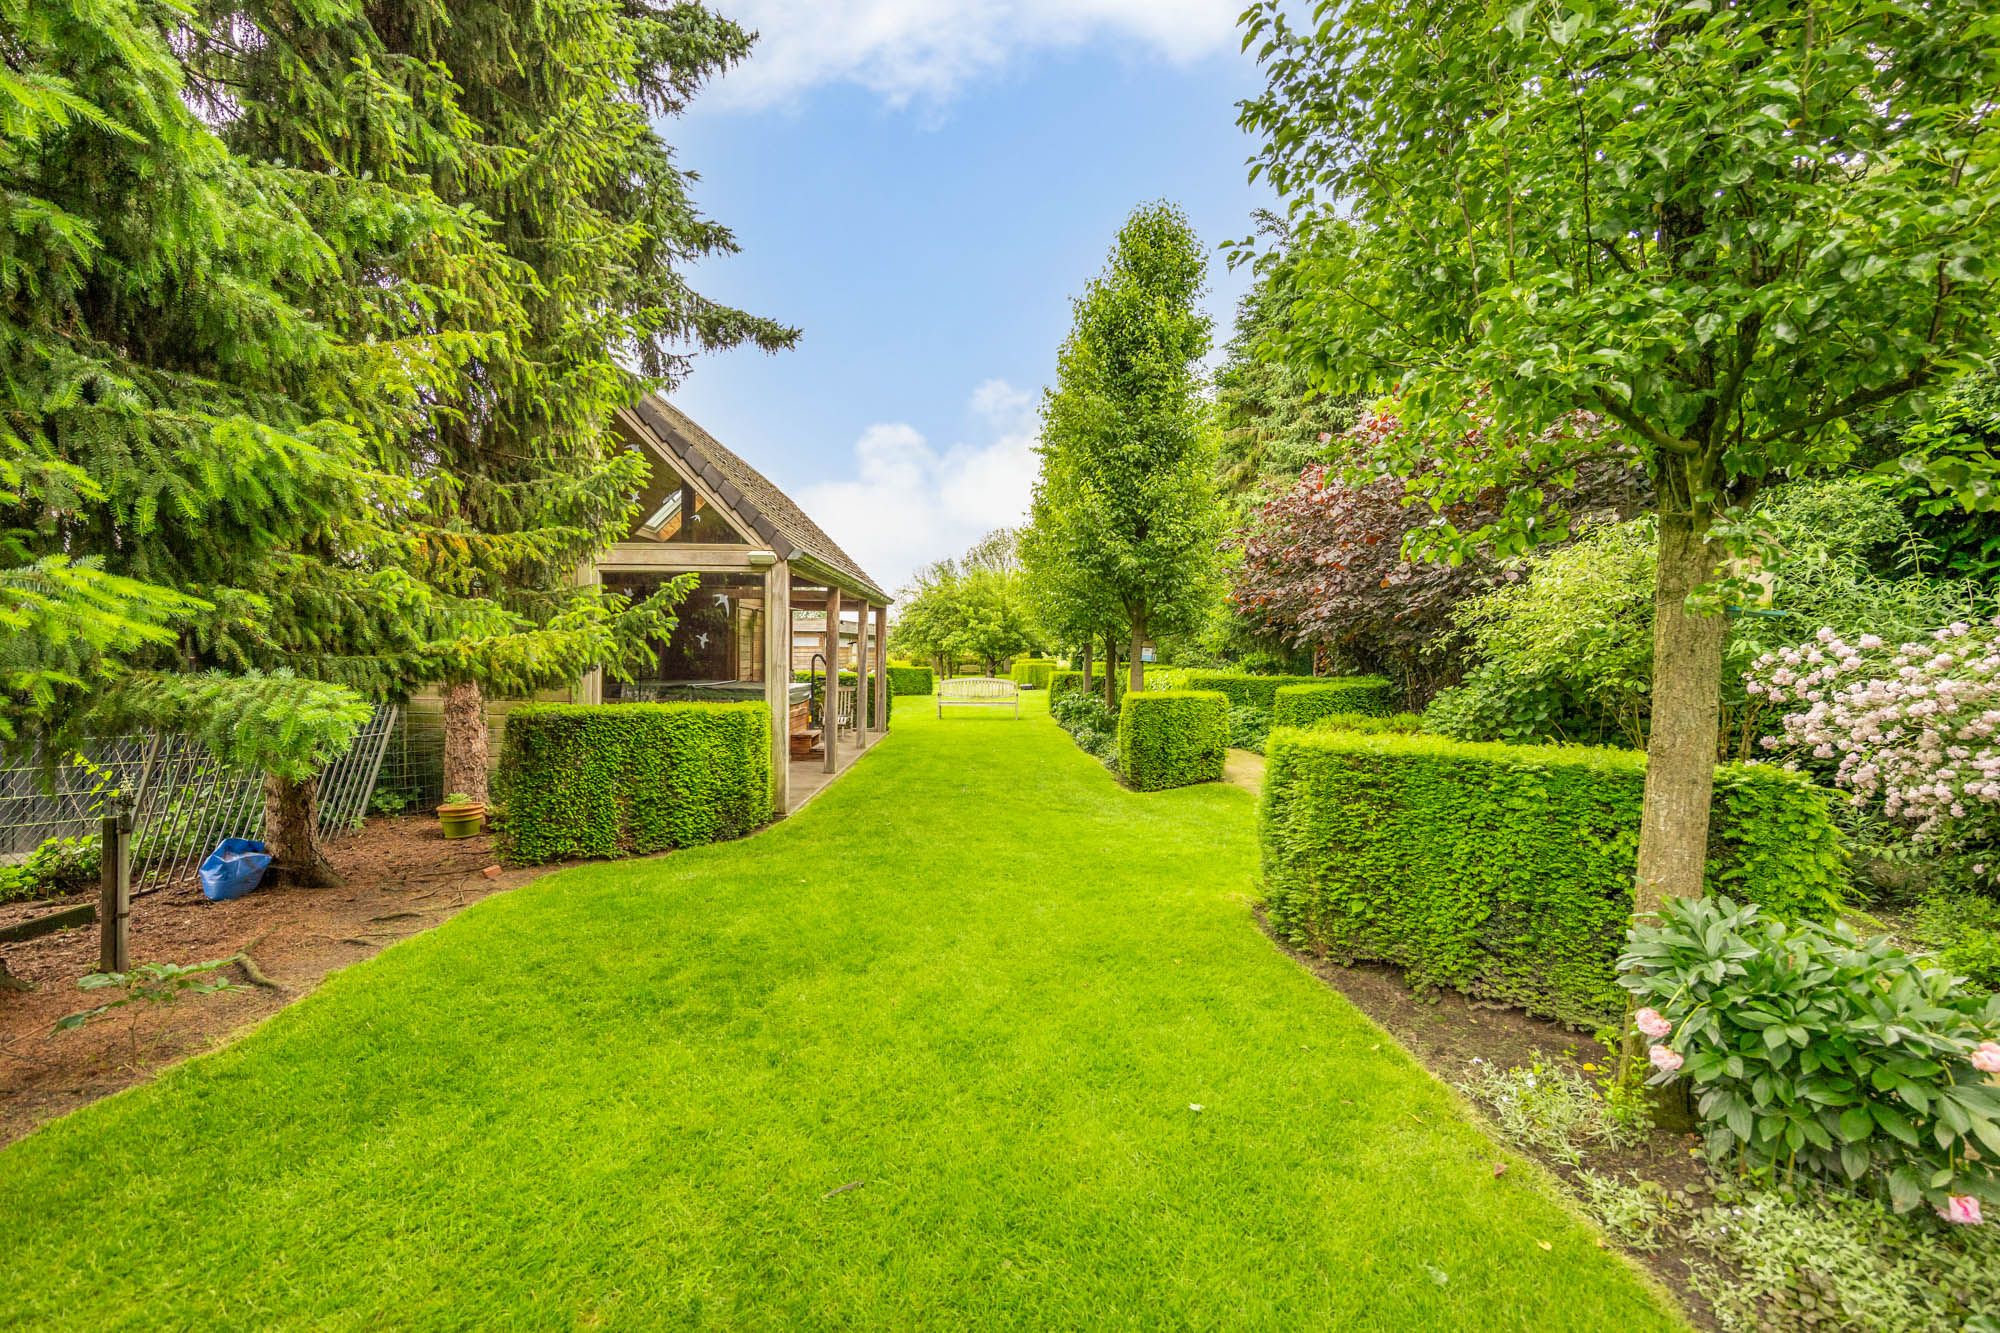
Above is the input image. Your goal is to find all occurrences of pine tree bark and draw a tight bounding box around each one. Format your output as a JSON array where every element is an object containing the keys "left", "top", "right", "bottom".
[
  {"left": 441, "top": 679, "right": 489, "bottom": 805},
  {"left": 263, "top": 772, "right": 341, "bottom": 888}
]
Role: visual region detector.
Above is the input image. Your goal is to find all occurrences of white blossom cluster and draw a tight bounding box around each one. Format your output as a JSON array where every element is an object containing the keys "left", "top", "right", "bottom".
[{"left": 1745, "top": 621, "right": 2000, "bottom": 838}]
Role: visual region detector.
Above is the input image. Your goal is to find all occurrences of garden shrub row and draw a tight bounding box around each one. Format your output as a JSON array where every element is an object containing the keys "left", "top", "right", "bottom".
[
  {"left": 1259, "top": 728, "right": 1847, "bottom": 1026},
  {"left": 1305, "top": 711, "right": 1425, "bottom": 735},
  {"left": 1117, "top": 690, "right": 1228, "bottom": 791},
  {"left": 497, "top": 703, "right": 772, "bottom": 865},
  {"left": 1270, "top": 677, "right": 1396, "bottom": 727},
  {"left": 1009, "top": 658, "right": 1057, "bottom": 690},
  {"left": 792, "top": 669, "right": 893, "bottom": 723},
  {"left": 1053, "top": 669, "right": 1126, "bottom": 705},
  {"left": 1178, "top": 671, "right": 1321, "bottom": 709},
  {"left": 887, "top": 664, "right": 934, "bottom": 696}
]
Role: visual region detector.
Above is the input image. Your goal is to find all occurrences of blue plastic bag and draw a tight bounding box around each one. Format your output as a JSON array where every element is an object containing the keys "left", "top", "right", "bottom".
[{"left": 199, "top": 838, "right": 271, "bottom": 902}]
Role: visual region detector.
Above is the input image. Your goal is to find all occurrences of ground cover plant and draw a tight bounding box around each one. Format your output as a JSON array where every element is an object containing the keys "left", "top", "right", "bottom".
[
  {"left": 0, "top": 695, "right": 1680, "bottom": 1329},
  {"left": 1620, "top": 895, "right": 2000, "bottom": 1218}
]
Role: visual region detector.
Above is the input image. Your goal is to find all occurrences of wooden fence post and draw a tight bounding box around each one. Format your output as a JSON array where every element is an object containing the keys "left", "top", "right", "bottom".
[{"left": 98, "top": 795, "right": 133, "bottom": 974}]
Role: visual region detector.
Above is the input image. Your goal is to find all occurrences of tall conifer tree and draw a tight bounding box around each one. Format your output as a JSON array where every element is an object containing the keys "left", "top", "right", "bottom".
[{"left": 193, "top": 0, "right": 797, "bottom": 811}]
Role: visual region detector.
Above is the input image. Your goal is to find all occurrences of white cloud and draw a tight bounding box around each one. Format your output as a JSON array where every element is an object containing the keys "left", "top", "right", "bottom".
[
  {"left": 798, "top": 378, "right": 1040, "bottom": 597},
  {"left": 710, "top": 1, "right": 1243, "bottom": 110}
]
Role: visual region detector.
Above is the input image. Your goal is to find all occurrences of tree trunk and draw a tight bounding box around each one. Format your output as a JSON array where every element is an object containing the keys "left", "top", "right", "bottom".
[
  {"left": 263, "top": 772, "right": 341, "bottom": 888},
  {"left": 1634, "top": 511, "right": 1727, "bottom": 913},
  {"left": 1128, "top": 619, "right": 1146, "bottom": 696},
  {"left": 1619, "top": 511, "right": 1727, "bottom": 1113},
  {"left": 441, "top": 679, "right": 489, "bottom": 805},
  {"left": 1080, "top": 644, "right": 1093, "bottom": 684},
  {"left": 1103, "top": 635, "right": 1119, "bottom": 709}
]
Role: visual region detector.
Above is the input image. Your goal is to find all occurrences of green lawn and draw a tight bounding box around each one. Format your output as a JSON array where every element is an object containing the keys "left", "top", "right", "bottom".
[{"left": 0, "top": 693, "right": 1681, "bottom": 1329}]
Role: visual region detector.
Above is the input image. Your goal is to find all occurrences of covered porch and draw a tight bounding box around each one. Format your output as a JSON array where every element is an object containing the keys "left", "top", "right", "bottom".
[{"left": 583, "top": 396, "right": 895, "bottom": 817}]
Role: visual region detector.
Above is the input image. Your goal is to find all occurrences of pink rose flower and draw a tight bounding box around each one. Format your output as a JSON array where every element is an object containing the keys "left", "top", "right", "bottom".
[
  {"left": 1635, "top": 1008, "right": 1672, "bottom": 1040},
  {"left": 1940, "top": 1195, "right": 1984, "bottom": 1226},
  {"left": 1973, "top": 1041, "right": 2000, "bottom": 1074},
  {"left": 1648, "top": 1045, "right": 1683, "bottom": 1074}
]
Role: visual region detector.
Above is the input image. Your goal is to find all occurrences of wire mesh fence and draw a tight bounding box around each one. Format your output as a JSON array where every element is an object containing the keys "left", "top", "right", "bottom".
[{"left": 0, "top": 705, "right": 400, "bottom": 894}]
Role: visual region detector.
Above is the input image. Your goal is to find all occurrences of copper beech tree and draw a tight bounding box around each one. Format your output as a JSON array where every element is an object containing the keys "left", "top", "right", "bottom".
[{"left": 1240, "top": 0, "right": 2000, "bottom": 920}]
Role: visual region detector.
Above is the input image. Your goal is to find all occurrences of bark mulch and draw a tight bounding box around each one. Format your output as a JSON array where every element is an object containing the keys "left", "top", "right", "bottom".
[{"left": 0, "top": 816, "right": 558, "bottom": 1148}]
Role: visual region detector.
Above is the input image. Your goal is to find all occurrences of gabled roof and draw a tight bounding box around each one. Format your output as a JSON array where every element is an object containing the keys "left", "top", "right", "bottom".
[{"left": 619, "top": 395, "right": 889, "bottom": 604}]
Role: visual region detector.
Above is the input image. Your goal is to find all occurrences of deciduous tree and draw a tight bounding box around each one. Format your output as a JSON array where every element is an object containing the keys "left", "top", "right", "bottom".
[{"left": 1240, "top": 0, "right": 2000, "bottom": 919}]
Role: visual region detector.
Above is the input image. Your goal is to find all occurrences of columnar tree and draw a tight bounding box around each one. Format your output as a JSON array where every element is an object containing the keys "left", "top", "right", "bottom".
[
  {"left": 1240, "top": 0, "right": 2000, "bottom": 917},
  {"left": 1027, "top": 202, "right": 1222, "bottom": 694}
]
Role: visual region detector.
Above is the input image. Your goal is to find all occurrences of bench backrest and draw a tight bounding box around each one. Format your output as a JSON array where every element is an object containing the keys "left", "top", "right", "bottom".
[{"left": 939, "top": 676, "right": 1017, "bottom": 700}]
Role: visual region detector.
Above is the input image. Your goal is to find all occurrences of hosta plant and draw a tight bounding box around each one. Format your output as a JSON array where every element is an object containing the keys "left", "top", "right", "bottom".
[{"left": 1619, "top": 895, "right": 2000, "bottom": 1219}]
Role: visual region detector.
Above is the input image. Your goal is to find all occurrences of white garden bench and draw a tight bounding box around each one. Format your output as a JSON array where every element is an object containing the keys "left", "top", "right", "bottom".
[{"left": 937, "top": 676, "right": 1020, "bottom": 718}]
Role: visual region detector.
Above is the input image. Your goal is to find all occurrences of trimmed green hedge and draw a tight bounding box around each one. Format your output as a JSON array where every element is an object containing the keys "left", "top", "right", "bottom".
[
  {"left": 1307, "top": 711, "right": 1425, "bottom": 735},
  {"left": 793, "top": 669, "right": 893, "bottom": 723},
  {"left": 1055, "top": 668, "right": 1126, "bottom": 705},
  {"left": 1180, "top": 672, "right": 1326, "bottom": 709},
  {"left": 1259, "top": 729, "right": 1847, "bottom": 1026},
  {"left": 498, "top": 703, "right": 773, "bottom": 865},
  {"left": 1117, "top": 690, "right": 1228, "bottom": 792},
  {"left": 887, "top": 664, "right": 934, "bottom": 696},
  {"left": 1270, "top": 677, "right": 1396, "bottom": 727},
  {"left": 1009, "top": 658, "right": 1057, "bottom": 690}
]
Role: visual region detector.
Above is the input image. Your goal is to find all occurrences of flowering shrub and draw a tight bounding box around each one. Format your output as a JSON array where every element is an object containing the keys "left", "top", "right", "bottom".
[
  {"left": 1746, "top": 621, "right": 2000, "bottom": 842},
  {"left": 1231, "top": 408, "right": 1645, "bottom": 699},
  {"left": 1620, "top": 895, "right": 2000, "bottom": 1219}
]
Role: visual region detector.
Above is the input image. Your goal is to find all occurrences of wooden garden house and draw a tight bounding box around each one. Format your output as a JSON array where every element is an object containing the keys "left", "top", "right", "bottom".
[{"left": 580, "top": 396, "right": 893, "bottom": 815}]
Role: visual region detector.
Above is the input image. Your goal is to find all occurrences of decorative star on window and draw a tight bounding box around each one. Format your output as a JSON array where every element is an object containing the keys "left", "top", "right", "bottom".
[
  {"left": 713, "top": 592, "right": 731, "bottom": 608},
  {"left": 695, "top": 632, "right": 710, "bottom": 649}
]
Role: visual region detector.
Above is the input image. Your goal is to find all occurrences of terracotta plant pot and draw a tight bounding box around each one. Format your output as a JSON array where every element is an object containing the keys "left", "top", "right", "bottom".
[{"left": 437, "top": 802, "right": 486, "bottom": 840}]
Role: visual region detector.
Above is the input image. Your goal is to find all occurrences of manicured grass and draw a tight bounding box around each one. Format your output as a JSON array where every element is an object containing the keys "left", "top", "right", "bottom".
[{"left": 0, "top": 694, "right": 1682, "bottom": 1329}]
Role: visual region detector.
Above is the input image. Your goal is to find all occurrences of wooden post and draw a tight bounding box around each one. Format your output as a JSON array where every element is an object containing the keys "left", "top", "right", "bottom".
[
  {"left": 823, "top": 585, "right": 842, "bottom": 773},
  {"left": 98, "top": 795, "right": 132, "bottom": 974},
  {"left": 855, "top": 600, "right": 873, "bottom": 742},
  {"left": 764, "top": 559, "right": 791, "bottom": 815},
  {"left": 873, "top": 604, "right": 889, "bottom": 730}
]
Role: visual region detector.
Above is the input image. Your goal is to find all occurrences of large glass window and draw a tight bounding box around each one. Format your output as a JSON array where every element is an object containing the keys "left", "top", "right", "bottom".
[
  {"left": 601, "top": 572, "right": 765, "bottom": 701},
  {"left": 628, "top": 453, "right": 746, "bottom": 544}
]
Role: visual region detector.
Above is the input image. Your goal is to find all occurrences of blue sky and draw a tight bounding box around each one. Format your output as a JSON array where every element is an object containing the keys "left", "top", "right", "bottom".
[{"left": 663, "top": 1, "right": 1275, "bottom": 596}]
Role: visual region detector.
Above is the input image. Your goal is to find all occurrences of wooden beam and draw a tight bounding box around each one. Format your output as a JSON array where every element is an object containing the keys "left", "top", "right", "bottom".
[
  {"left": 873, "top": 604, "right": 889, "bottom": 730},
  {"left": 823, "top": 585, "right": 842, "bottom": 774},
  {"left": 594, "top": 542, "right": 765, "bottom": 573},
  {"left": 764, "top": 558, "right": 791, "bottom": 815},
  {"left": 855, "top": 601, "right": 872, "bottom": 742}
]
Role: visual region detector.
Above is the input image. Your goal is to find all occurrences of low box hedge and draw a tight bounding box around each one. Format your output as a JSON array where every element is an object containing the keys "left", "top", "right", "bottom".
[
  {"left": 1180, "top": 672, "right": 1326, "bottom": 710},
  {"left": 887, "top": 664, "right": 934, "bottom": 696},
  {"left": 1117, "top": 690, "right": 1228, "bottom": 791},
  {"left": 1270, "top": 677, "right": 1396, "bottom": 727},
  {"left": 1009, "top": 658, "right": 1057, "bottom": 690},
  {"left": 497, "top": 702, "right": 773, "bottom": 865},
  {"left": 1259, "top": 729, "right": 1847, "bottom": 1027}
]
